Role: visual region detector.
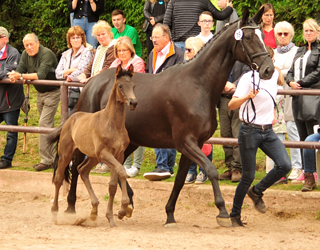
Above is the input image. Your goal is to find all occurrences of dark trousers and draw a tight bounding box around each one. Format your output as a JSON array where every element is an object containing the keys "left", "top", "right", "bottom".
[
  {"left": 231, "top": 123, "right": 291, "bottom": 217},
  {"left": 218, "top": 96, "right": 242, "bottom": 172},
  {"left": 146, "top": 29, "right": 154, "bottom": 56},
  {"left": 0, "top": 109, "right": 20, "bottom": 162}
]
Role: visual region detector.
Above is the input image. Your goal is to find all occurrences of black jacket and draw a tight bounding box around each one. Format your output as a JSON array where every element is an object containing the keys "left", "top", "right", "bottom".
[
  {"left": 68, "top": 0, "right": 104, "bottom": 23},
  {"left": 143, "top": 0, "right": 169, "bottom": 32},
  {"left": 147, "top": 42, "right": 184, "bottom": 74},
  {"left": 286, "top": 40, "right": 320, "bottom": 89},
  {"left": 0, "top": 44, "right": 24, "bottom": 113}
]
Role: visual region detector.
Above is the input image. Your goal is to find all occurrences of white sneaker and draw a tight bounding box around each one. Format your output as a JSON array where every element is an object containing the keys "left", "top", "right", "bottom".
[
  {"left": 126, "top": 166, "right": 139, "bottom": 178},
  {"left": 91, "top": 163, "right": 110, "bottom": 173},
  {"left": 288, "top": 168, "right": 302, "bottom": 180}
]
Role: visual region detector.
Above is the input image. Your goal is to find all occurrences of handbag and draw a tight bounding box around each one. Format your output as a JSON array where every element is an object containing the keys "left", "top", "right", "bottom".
[
  {"left": 296, "top": 89, "right": 320, "bottom": 122},
  {"left": 68, "top": 88, "right": 80, "bottom": 109}
]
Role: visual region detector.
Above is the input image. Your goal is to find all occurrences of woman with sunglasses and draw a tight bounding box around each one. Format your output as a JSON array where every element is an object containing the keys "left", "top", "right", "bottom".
[
  {"left": 286, "top": 18, "right": 320, "bottom": 190},
  {"left": 109, "top": 36, "right": 145, "bottom": 178},
  {"left": 273, "top": 21, "right": 302, "bottom": 182},
  {"left": 259, "top": 3, "right": 277, "bottom": 48}
]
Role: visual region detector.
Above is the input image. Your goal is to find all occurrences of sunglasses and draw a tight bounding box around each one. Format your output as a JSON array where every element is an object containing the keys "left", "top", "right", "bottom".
[
  {"left": 186, "top": 48, "right": 194, "bottom": 53},
  {"left": 277, "top": 32, "right": 289, "bottom": 37}
]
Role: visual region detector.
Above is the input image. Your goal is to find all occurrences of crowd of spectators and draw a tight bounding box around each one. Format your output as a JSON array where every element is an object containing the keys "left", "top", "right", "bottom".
[{"left": 1, "top": 1, "right": 320, "bottom": 196}]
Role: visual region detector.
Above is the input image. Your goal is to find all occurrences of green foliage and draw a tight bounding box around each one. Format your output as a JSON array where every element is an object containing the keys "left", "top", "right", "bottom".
[
  {"left": 233, "top": 0, "right": 320, "bottom": 46},
  {"left": 0, "top": 0, "right": 319, "bottom": 57}
]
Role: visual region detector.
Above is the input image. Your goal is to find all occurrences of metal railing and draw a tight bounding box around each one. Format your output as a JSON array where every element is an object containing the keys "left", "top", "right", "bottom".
[{"left": 0, "top": 79, "right": 320, "bottom": 149}]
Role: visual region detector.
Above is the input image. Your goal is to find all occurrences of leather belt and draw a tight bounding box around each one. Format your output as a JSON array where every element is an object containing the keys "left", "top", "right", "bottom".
[{"left": 242, "top": 122, "right": 272, "bottom": 130}]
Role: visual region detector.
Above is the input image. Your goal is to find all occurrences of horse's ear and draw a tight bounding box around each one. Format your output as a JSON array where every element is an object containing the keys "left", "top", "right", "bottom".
[
  {"left": 241, "top": 7, "right": 250, "bottom": 25},
  {"left": 252, "top": 6, "right": 264, "bottom": 25},
  {"left": 128, "top": 64, "right": 134, "bottom": 77},
  {"left": 116, "top": 64, "right": 122, "bottom": 78}
]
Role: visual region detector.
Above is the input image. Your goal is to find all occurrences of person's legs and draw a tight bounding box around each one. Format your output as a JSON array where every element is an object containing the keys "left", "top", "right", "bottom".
[
  {"left": 85, "top": 19, "right": 98, "bottom": 49},
  {"left": 286, "top": 121, "right": 302, "bottom": 170},
  {"left": 230, "top": 107, "right": 242, "bottom": 173},
  {"left": 1, "top": 109, "right": 20, "bottom": 163},
  {"left": 146, "top": 29, "right": 153, "bottom": 55},
  {"left": 123, "top": 154, "right": 133, "bottom": 169},
  {"left": 231, "top": 124, "right": 260, "bottom": 217},
  {"left": 265, "top": 133, "right": 285, "bottom": 173},
  {"left": 132, "top": 146, "right": 145, "bottom": 169},
  {"left": 254, "top": 129, "right": 291, "bottom": 194},
  {"left": 37, "top": 89, "right": 60, "bottom": 165},
  {"left": 303, "top": 133, "right": 320, "bottom": 174}
]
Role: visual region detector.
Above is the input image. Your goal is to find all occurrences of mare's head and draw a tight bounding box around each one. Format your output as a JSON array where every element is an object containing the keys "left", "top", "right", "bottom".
[
  {"left": 115, "top": 64, "right": 137, "bottom": 110},
  {"left": 233, "top": 7, "right": 274, "bottom": 79}
]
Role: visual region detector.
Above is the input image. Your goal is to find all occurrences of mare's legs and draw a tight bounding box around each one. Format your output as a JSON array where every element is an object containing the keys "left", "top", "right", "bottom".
[
  {"left": 170, "top": 137, "right": 231, "bottom": 227},
  {"left": 65, "top": 151, "right": 84, "bottom": 213},
  {"left": 165, "top": 154, "right": 191, "bottom": 226},
  {"left": 77, "top": 157, "right": 99, "bottom": 220}
]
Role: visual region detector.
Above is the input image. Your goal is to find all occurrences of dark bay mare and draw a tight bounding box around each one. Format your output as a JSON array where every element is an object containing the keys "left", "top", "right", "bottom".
[{"left": 62, "top": 8, "right": 274, "bottom": 227}]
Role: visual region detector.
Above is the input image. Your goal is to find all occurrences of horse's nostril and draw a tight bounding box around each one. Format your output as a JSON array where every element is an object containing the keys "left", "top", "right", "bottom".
[{"left": 130, "top": 99, "right": 138, "bottom": 109}]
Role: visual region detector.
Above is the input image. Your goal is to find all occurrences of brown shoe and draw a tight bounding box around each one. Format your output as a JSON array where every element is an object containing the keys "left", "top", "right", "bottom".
[
  {"left": 301, "top": 173, "right": 316, "bottom": 192},
  {"left": 33, "top": 163, "right": 52, "bottom": 171},
  {"left": 231, "top": 170, "right": 241, "bottom": 182},
  {"left": 218, "top": 170, "right": 232, "bottom": 180}
]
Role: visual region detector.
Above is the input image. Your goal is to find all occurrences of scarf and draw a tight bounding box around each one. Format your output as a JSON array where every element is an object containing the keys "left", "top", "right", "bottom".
[{"left": 277, "top": 42, "right": 295, "bottom": 54}]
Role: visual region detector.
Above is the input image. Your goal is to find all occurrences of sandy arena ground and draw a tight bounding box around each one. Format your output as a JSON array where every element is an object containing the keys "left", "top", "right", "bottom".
[{"left": 0, "top": 170, "right": 320, "bottom": 250}]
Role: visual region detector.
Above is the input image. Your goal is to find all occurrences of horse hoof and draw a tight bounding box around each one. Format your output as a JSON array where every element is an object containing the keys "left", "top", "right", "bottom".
[
  {"left": 118, "top": 213, "right": 124, "bottom": 220},
  {"left": 216, "top": 216, "right": 232, "bottom": 227},
  {"left": 90, "top": 213, "right": 97, "bottom": 221},
  {"left": 164, "top": 223, "right": 178, "bottom": 229},
  {"left": 52, "top": 212, "right": 58, "bottom": 224},
  {"left": 126, "top": 204, "right": 133, "bottom": 218},
  {"left": 64, "top": 207, "right": 76, "bottom": 214}
]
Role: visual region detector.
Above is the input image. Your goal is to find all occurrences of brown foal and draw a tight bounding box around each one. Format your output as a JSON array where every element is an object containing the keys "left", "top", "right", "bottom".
[{"left": 51, "top": 65, "right": 137, "bottom": 227}]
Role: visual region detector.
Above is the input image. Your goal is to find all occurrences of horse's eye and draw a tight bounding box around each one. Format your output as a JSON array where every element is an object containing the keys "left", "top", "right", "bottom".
[
  {"left": 119, "top": 85, "right": 123, "bottom": 90},
  {"left": 244, "top": 35, "right": 250, "bottom": 41}
]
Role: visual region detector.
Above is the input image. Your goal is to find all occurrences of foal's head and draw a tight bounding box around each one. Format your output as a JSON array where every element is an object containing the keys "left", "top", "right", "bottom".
[{"left": 115, "top": 64, "right": 137, "bottom": 110}]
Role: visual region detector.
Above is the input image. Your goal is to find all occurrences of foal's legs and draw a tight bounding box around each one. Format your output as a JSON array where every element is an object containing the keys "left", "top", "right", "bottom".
[
  {"left": 77, "top": 157, "right": 99, "bottom": 221},
  {"left": 52, "top": 148, "right": 75, "bottom": 222},
  {"left": 100, "top": 151, "right": 130, "bottom": 226}
]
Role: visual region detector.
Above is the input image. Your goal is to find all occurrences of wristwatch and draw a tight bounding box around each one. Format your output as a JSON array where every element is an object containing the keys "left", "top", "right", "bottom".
[{"left": 20, "top": 74, "right": 23, "bottom": 80}]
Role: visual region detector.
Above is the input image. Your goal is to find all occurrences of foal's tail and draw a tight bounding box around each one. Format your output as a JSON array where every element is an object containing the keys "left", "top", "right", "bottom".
[{"left": 49, "top": 125, "right": 71, "bottom": 184}]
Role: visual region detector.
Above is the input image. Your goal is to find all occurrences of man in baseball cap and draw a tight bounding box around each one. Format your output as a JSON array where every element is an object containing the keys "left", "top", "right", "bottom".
[{"left": 0, "top": 26, "right": 24, "bottom": 169}]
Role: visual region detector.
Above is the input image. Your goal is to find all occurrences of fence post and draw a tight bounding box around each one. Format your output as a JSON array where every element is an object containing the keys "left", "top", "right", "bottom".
[{"left": 60, "top": 84, "right": 68, "bottom": 124}]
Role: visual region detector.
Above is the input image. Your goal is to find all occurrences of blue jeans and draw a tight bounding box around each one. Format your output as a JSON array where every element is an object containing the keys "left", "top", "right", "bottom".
[
  {"left": 188, "top": 148, "right": 212, "bottom": 176},
  {"left": 286, "top": 121, "right": 302, "bottom": 169},
  {"left": 73, "top": 17, "right": 98, "bottom": 49},
  {"left": 231, "top": 123, "right": 291, "bottom": 217},
  {"left": 154, "top": 148, "right": 177, "bottom": 173},
  {"left": 174, "top": 41, "right": 185, "bottom": 53},
  {"left": 0, "top": 109, "right": 20, "bottom": 162},
  {"left": 303, "top": 132, "right": 320, "bottom": 173}
]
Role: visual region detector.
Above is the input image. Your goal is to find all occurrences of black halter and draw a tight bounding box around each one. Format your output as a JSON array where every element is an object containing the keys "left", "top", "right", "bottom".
[{"left": 232, "top": 21, "right": 270, "bottom": 71}]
